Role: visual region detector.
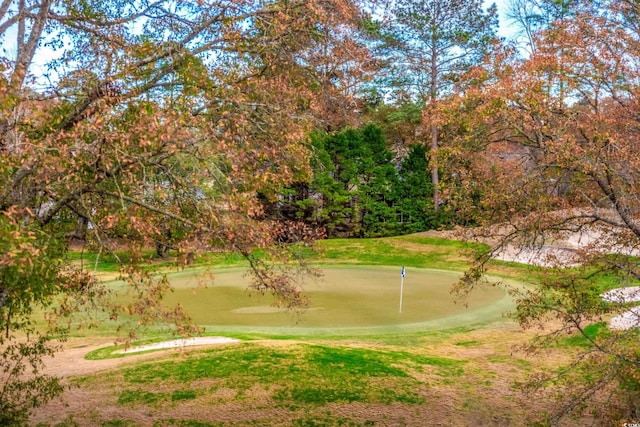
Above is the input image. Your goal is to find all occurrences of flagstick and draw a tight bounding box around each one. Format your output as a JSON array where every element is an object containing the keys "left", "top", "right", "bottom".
[{"left": 399, "top": 270, "right": 405, "bottom": 314}]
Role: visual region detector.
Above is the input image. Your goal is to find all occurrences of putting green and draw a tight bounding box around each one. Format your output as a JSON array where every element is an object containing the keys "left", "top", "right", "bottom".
[{"left": 160, "top": 266, "right": 514, "bottom": 334}]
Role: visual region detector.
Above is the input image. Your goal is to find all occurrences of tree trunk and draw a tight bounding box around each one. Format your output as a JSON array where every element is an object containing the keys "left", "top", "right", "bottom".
[
  {"left": 156, "top": 242, "right": 170, "bottom": 258},
  {"left": 430, "top": 123, "right": 439, "bottom": 210},
  {"left": 430, "top": 45, "right": 439, "bottom": 211}
]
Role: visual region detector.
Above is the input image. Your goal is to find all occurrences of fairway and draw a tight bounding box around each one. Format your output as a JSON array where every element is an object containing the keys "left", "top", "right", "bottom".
[{"left": 160, "top": 266, "right": 511, "bottom": 333}]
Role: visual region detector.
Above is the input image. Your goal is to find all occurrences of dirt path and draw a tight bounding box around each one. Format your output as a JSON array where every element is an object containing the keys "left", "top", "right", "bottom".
[
  {"left": 40, "top": 337, "right": 239, "bottom": 378},
  {"left": 40, "top": 338, "right": 154, "bottom": 377}
]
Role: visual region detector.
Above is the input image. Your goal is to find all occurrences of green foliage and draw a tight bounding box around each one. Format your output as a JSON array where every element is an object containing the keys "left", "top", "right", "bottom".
[
  {"left": 396, "top": 143, "right": 437, "bottom": 233},
  {"left": 354, "top": 125, "right": 401, "bottom": 237},
  {"left": 291, "top": 126, "right": 380, "bottom": 236},
  {"left": 0, "top": 213, "right": 94, "bottom": 424},
  {"left": 0, "top": 214, "right": 66, "bottom": 329},
  {"left": 274, "top": 124, "right": 454, "bottom": 237}
]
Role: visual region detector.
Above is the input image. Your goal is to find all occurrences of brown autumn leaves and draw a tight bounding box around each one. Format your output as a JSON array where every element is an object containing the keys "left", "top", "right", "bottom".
[{"left": 0, "top": 0, "right": 372, "bottom": 328}]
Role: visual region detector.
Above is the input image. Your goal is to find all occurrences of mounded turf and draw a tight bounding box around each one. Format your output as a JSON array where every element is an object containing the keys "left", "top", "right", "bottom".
[{"left": 159, "top": 266, "right": 512, "bottom": 334}]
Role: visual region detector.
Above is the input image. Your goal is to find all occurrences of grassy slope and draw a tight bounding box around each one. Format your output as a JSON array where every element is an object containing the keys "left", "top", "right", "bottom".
[{"left": 30, "top": 235, "right": 598, "bottom": 426}]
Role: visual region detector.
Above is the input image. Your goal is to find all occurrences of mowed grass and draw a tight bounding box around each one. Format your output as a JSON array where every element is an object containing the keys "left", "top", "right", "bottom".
[
  {"left": 158, "top": 266, "right": 507, "bottom": 332},
  {"left": 62, "top": 235, "right": 510, "bottom": 340},
  {"left": 36, "top": 329, "right": 557, "bottom": 426},
  {"left": 67, "top": 235, "right": 485, "bottom": 274},
  {"left": 315, "top": 236, "right": 483, "bottom": 271}
]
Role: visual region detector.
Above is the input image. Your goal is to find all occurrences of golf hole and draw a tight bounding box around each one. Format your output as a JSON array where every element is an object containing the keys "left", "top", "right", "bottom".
[{"left": 162, "top": 266, "right": 510, "bottom": 331}]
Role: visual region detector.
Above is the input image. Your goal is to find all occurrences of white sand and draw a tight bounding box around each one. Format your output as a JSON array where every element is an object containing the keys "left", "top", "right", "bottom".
[
  {"left": 600, "top": 287, "right": 640, "bottom": 330},
  {"left": 601, "top": 287, "right": 640, "bottom": 304},
  {"left": 608, "top": 307, "right": 640, "bottom": 330},
  {"left": 482, "top": 225, "right": 640, "bottom": 331},
  {"left": 118, "top": 336, "right": 240, "bottom": 354},
  {"left": 602, "top": 286, "right": 640, "bottom": 331},
  {"left": 493, "top": 244, "right": 580, "bottom": 267}
]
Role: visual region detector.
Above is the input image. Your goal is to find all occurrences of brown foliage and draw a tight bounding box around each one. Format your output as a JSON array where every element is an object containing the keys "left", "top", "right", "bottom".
[
  {"left": 0, "top": 0, "right": 370, "bottom": 421},
  {"left": 449, "top": 1, "right": 640, "bottom": 423}
]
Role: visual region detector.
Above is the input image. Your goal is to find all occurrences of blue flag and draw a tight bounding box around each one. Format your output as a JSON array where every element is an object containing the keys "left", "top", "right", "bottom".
[{"left": 401, "top": 266, "right": 405, "bottom": 278}]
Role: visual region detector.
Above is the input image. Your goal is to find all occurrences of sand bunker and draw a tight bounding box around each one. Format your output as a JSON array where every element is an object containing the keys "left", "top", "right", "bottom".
[
  {"left": 600, "top": 287, "right": 640, "bottom": 330},
  {"left": 608, "top": 307, "right": 640, "bottom": 330},
  {"left": 601, "top": 286, "right": 640, "bottom": 304},
  {"left": 118, "top": 336, "right": 239, "bottom": 354},
  {"left": 485, "top": 227, "right": 640, "bottom": 331}
]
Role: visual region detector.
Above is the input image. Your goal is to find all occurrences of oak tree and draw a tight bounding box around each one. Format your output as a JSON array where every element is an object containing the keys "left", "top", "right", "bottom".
[
  {"left": 0, "top": 0, "right": 366, "bottom": 422},
  {"left": 454, "top": 1, "right": 640, "bottom": 423}
]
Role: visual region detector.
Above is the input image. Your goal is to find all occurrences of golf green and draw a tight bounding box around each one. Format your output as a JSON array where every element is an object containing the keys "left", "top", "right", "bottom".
[{"left": 161, "top": 266, "right": 512, "bottom": 333}]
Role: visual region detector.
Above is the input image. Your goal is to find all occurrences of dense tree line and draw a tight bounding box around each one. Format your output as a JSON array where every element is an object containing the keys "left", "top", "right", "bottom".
[{"left": 261, "top": 123, "right": 452, "bottom": 237}]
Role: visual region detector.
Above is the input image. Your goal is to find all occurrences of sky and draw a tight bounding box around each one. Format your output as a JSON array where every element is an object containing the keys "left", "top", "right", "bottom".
[
  {"left": 493, "top": 0, "right": 519, "bottom": 38},
  {"left": 3, "top": 0, "right": 520, "bottom": 90}
]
